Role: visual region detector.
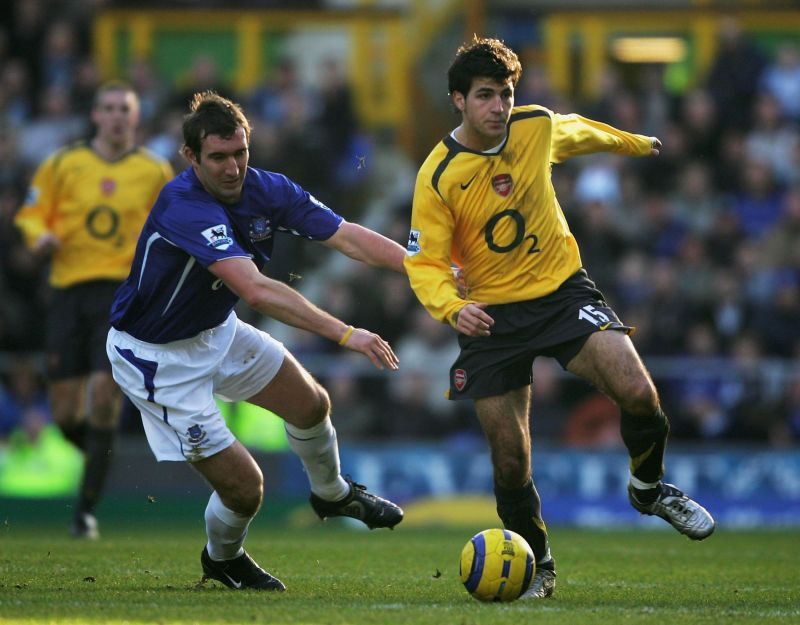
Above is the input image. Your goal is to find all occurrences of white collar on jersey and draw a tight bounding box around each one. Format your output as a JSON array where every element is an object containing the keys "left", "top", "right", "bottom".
[{"left": 450, "top": 129, "right": 506, "bottom": 153}]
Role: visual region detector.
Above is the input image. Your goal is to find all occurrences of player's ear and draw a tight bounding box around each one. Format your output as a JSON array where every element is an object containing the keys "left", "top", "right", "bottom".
[
  {"left": 451, "top": 90, "right": 466, "bottom": 113},
  {"left": 181, "top": 145, "right": 198, "bottom": 164}
]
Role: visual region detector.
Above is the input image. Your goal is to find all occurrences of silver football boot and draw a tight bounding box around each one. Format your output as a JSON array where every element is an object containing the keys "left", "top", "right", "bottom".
[
  {"left": 628, "top": 482, "right": 716, "bottom": 540},
  {"left": 519, "top": 565, "right": 556, "bottom": 600}
]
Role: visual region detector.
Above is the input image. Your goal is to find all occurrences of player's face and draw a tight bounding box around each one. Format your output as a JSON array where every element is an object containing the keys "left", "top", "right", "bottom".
[
  {"left": 92, "top": 89, "right": 140, "bottom": 148},
  {"left": 453, "top": 77, "right": 514, "bottom": 151},
  {"left": 190, "top": 127, "right": 249, "bottom": 204}
]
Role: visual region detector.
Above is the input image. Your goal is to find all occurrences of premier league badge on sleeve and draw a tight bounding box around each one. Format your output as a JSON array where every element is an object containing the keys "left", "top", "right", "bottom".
[
  {"left": 406, "top": 229, "right": 421, "bottom": 256},
  {"left": 201, "top": 224, "right": 234, "bottom": 250}
]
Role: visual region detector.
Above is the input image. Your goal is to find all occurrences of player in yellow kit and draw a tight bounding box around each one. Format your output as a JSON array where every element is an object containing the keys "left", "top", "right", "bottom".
[
  {"left": 15, "top": 81, "right": 173, "bottom": 538},
  {"left": 405, "top": 37, "right": 715, "bottom": 599}
]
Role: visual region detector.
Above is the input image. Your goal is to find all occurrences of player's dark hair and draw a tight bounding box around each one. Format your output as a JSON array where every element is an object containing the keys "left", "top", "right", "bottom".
[
  {"left": 182, "top": 91, "right": 251, "bottom": 161},
  {"left": 448, "top": 36, "right": 522, "bottom": 97}
]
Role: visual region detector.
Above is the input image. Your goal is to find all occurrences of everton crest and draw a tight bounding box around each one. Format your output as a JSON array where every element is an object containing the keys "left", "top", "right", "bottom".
[{"left": 249, "top": 216, "right": 272, "bottom": 241}]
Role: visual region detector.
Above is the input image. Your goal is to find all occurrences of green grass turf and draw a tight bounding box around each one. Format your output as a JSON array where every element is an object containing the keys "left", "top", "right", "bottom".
[{"left": 1, "top": 519, "right": 798, "bottom": 625}]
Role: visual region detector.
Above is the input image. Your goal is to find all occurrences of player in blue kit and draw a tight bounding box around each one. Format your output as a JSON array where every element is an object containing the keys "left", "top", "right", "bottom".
[{"left": 107, "top": 91, "right": 406, "bottom": 591}]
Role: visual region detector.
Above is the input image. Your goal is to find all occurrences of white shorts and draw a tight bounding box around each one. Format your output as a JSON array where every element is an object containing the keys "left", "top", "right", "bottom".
[{"left": 106, "top": 312, "right": 285, "bottom": 462}]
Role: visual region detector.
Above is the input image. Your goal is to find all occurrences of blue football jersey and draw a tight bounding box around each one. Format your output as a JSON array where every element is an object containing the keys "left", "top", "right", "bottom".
[{"left": 110, "top": 166, "right": 343, "bottom": 343}]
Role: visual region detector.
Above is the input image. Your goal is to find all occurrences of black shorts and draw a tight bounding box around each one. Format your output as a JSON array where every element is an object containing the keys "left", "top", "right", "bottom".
[
  {"left": 45, "top": 281, "right": 121, "bottom": 380},
  {"left": 448, "top": 269, "right": 632, "bottom": 400}
]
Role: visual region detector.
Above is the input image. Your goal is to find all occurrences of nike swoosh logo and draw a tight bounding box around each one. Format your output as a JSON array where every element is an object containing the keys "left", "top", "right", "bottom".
[
  {"left": 223, "top": 572, "right": 243, "bottom": 589},
  {"left": 460, "top": 174, "right": 477, "bottom": 190}
]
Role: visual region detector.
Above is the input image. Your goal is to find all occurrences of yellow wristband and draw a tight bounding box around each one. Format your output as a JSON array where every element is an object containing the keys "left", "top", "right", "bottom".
[{"left": 338, "top": 325, "right": 354, "bottom": 346}]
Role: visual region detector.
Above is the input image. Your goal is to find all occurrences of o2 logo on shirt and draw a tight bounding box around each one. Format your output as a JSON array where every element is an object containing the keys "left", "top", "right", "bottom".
[{"left": 201, "top": 224, "right": 234, "bottom": 251}]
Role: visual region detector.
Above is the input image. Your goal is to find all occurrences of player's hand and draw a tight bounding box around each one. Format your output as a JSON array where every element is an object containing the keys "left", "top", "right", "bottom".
[
  {"left": 341, "top": 327, "right": 399, "bottom": 371},
  {"left": 454, "top": 302, "right": 494, "bottom": 337},
  {"left": 650, "top": 137, "right": 662, "bottom": 156},
  {"left": 452, "top": 266, "right": 468, "bottom": 299},
  {"left": 34, "top": 232, "right": 60, "bottom": 255}
]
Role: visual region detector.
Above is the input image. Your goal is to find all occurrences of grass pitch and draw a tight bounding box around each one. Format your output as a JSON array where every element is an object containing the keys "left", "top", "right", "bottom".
[{"left": 1, "top": 515, "right": 798, "bottom": 625}]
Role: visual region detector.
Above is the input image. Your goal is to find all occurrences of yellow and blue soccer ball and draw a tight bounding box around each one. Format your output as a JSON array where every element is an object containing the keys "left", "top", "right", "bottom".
[{"left": 459, "top": 528, "right": 535, "bottom": 602}]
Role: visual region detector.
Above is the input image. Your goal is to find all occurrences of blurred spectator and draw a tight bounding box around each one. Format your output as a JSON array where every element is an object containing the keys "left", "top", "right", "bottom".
[
  {"left": 529, "top": 359, "right": 565, "bottom": 440},
  {"left": 515, "top": 61, "right": 565, "bottom": 112},
  {"left": 392, "top": 308, "right": 461, "bottom": 416},
  {"left": 709, "top": 270, "right": 751, "bottom": 351},
  {"left": 714, "top": 128, "right": 748, "bottom": 193},
  {"left": 730, "top": 158, "right": 784, "bottom": 240},
  {"left": 759, "top": 185, "right": 800, "bottom": 273},
  {"left": 668, "top": 160, "right": 726, "bottom": 235},
  {"left": 674, "top": 234, "right": 715, "bottom": 308},
  {"left": 18, "top": 84, "right": 85, "bottom": 167},
  {"left": 563, "top": 392, "right": 621, "bottom": 449},
  {"left": 5, "top": 0, "right": 48, "bottom": 99},
  {"left": 0, "top": 355, "right": 50, "bottom": 439},
  {"left": 705, "top": 15, "right": 766, "bottom": 131},
  {"left": 0, "top": 128, "right": 26, "bottom": 194},
  {"left": 173, "top": 54, "right": 231, "bottom": 108},
  {"left": 723, "top": 334, "right": 781, "bottom": 442},
  {"left": 574, "top": 155, "right": 622, "bottom": 207},
  {"left": 318, "top": 59, "right": 358, "bottom": 172},
  {"left": 745, "top": 91, "right": 799, "bottom": 186},
  {"left": 324, "top": 364, "right": 377, "bottom": 440},
  {"left": 0, "top": 58, "right": 34, "bottom": 126},
  {"left": 638, "top": 193, "right": 687, "bottom": 259},
  {"left": 760, "top": 43, "right": 800, "bottom": 123},
  {"left": 39, "top": 19, "right": 81, "bottom": 92},
  {"left": 704, "top": 208, "right": 744, "bottom": 268},
  {"left": 774, "top": 375, "right": 800, "bottom": 445},
  {"left": 635, "top": 260, "right": 690, "bottom": 356},
  {"left": 570, "top": 198, "right": 628, "bottom": 290},
  {"left": 70, "top": 58, "right": 102, "bottom": 116},
  {"left": 678, "top": 88, "right": 722, "bottom": 161},
  {"left": 126, "top": 58, "right": 170, "bottom": 127},
  {"left": 751, "top": 274, "right": 800, "bottom": 358}
]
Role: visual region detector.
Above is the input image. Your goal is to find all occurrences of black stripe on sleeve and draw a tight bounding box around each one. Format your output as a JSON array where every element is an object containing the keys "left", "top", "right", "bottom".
[{"left": 431, "top": 143, "right": 460, "bottom": 200}]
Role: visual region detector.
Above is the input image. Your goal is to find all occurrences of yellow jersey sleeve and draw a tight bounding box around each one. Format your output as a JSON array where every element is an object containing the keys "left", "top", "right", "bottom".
[
  {"left": 550, "top": 113, "right": 653, "bottom": 163},
  {"left": 404, "top": 161, "right": 475, "bottom": 327},
  {"left": 14, "top": 151, "right": 60, "bottom": 249}
]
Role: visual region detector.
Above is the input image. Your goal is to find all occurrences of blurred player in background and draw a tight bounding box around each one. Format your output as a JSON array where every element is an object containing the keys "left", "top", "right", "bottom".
[
  {"left": 404, "top": 37, "right": 715, "bottom": 599},
  {"left": 106, "top": 91, "right": 405, "bottom": 591},
  {"left": 14, "top": 81, "right": 174, "bottom": 538}
]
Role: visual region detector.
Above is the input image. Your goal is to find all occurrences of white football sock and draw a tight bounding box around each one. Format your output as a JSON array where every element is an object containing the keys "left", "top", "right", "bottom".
[
  {"left": 284, "top": 417, "right": 349, "bottom": 501},
  {"left": 204, "top": 491, "right": 252, "bottom": 561},
  {"left": 629, "top": 476, "right": 659, "bottom": 491}
]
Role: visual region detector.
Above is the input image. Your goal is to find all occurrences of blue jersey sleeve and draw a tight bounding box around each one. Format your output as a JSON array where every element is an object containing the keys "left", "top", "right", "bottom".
[
  {"left": 251, "top": 170, "right": 343, "bottom": 240},
  {"left": 157, "top": 193, "right": 251, "bottom": 268}
]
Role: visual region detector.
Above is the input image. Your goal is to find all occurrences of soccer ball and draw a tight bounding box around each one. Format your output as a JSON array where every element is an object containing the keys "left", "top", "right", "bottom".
[{"left": 459, "top": 528, "right": 535, "bottom": 602}]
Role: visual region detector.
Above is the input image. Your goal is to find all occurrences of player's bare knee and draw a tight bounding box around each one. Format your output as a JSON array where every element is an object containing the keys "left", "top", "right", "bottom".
[
  {"left": 493, "top": 453, "right": 530, "bottom": 488},
  {"left": 222, "top": 477, "right": 263, "bottom": 517},
  {"left": 300, "top": 383, "right": 331, "bottom": 428},
  {"left": 619, "top": 379, "right": 659, "bottom": 416}
]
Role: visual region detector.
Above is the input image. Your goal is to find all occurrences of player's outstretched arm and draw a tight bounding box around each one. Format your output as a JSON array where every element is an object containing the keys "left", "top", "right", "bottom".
[
  {"left": 210, "top": 256, "right": 398, "bottom": 370},
  {"left": 323, "top": 221, "right": 407, "bottom": 274}
]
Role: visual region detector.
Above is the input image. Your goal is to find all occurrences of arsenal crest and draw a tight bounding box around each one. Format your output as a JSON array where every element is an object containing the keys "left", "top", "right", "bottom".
[
  {"left": 100, "top": 178, "right": 116, "bottom": 196},
  {"left": 453, "top": 368, "right": 467, "bottom": 391},
  {"left": 492, "top": 173, "right": 513, "bottom": 197}
]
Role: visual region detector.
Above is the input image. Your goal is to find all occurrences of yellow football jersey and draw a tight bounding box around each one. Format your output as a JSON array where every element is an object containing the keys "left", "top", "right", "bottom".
[
  {"left": 15, "top": 141, "right": 173, "bottom": 288},
  {"left": 405, "top": 105, "right": 653, "bottom": 328}
]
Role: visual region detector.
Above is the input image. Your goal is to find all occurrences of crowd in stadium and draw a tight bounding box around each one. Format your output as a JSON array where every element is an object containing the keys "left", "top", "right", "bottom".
[{"left": 0, "top": 6, "right": 799, "bottom": 448}]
